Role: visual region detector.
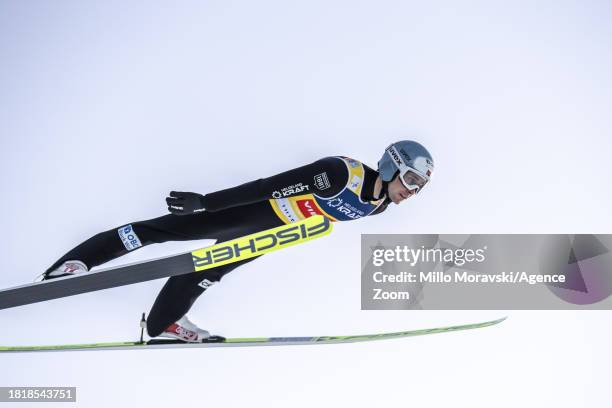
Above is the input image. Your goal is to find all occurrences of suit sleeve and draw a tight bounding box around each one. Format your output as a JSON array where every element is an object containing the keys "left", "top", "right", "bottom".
[{"left": 201, "top": 157, "right": 348, "bottom": 212}]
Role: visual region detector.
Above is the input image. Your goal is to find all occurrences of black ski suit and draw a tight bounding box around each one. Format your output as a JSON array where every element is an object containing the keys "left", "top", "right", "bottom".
[{"left": 45, "top": 156, "right": 389, "bottom": 336}]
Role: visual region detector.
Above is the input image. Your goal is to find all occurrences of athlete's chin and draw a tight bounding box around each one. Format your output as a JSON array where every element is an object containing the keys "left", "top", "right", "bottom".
[{"left": 391, "top": 195, "right": 404, "bottom": 205}]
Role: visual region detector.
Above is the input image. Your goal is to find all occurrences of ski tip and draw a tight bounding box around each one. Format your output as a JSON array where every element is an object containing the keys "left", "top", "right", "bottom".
[{"left": 485, "top": 316, "right": 508, "bottom": 326}]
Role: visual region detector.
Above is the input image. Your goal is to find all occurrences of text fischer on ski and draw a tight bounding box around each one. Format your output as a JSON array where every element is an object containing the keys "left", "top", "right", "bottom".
[{"left": 42, "top": 141, "right": 434, "bottom": 343}]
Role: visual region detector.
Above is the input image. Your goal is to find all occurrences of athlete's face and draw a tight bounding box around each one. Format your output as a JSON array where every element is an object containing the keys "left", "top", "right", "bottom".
[{"left": 388, "top": 175, "right": 417, "bottom": 204}]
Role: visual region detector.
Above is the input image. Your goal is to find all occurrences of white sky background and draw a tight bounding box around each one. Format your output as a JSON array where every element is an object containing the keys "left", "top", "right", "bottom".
[{"left": 0, "top": 1, "right": 611, "bottom": 407}]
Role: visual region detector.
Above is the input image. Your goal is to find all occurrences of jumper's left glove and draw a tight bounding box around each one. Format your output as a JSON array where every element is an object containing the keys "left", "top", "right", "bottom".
[{"left": 166, "top": 191, "right": 206, "bottom": 215}]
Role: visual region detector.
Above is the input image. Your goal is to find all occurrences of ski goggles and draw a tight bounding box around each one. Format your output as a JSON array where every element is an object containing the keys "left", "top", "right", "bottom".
[
  {"left": 399, "top": 169, "right": 429, "bottom": 193},
  {"left": 385, "top": 145, "right": 431, "bottom": 193}
]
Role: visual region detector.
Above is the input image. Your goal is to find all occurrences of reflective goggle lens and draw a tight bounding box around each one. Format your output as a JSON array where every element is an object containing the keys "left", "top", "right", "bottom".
[{"left": 401, "top": 170, "right": 428, "bottom": 193}]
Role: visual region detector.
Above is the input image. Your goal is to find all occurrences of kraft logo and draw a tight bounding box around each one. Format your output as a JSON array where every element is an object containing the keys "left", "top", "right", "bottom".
[
  {"left": 192, "top": 217, "right": 331, "bottom": 268},
  {"left": 275, "top": 184, "right": 309, "bottom": 197}
]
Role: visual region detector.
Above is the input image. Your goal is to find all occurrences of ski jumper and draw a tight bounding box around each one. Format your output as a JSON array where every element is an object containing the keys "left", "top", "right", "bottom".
[{"left": 45, "top": 156, "right": 389, "bottom": 336}]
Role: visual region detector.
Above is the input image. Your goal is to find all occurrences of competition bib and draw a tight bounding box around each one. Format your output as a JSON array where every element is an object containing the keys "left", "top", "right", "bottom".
[{"left": 269, "top": 157, "right": 385, "bottom": 223}]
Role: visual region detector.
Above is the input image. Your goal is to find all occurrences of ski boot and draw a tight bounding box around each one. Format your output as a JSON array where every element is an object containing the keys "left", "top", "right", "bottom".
[
  {"left": 145, "top": 314, "right": 226, "bottom": 343},
  {"left": 37, "top": 260, "right": 89, "bottom": 281}
]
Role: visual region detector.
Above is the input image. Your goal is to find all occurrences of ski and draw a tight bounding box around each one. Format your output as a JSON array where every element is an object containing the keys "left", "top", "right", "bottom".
[
  {"left": 0, "top": 216, "right": 331, "bottom": 311},
  {"left": 0, "top": 317, "right": 505, "bottom": 353}
]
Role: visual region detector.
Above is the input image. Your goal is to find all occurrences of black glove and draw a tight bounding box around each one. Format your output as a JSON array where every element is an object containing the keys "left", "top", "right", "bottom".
[{"left": 166, "top": 191, "right": 206, "bottom": 215}]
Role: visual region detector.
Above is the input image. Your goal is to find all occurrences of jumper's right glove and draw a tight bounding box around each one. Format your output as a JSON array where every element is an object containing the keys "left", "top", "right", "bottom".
[{"left": 166, "top": 191, "right": 206, "bottom": 215}]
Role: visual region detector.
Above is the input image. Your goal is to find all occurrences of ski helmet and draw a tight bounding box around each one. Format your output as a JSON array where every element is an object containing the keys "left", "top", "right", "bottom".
[{"left": 378, "top": 141, "right": 434, "bottom": 193}]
